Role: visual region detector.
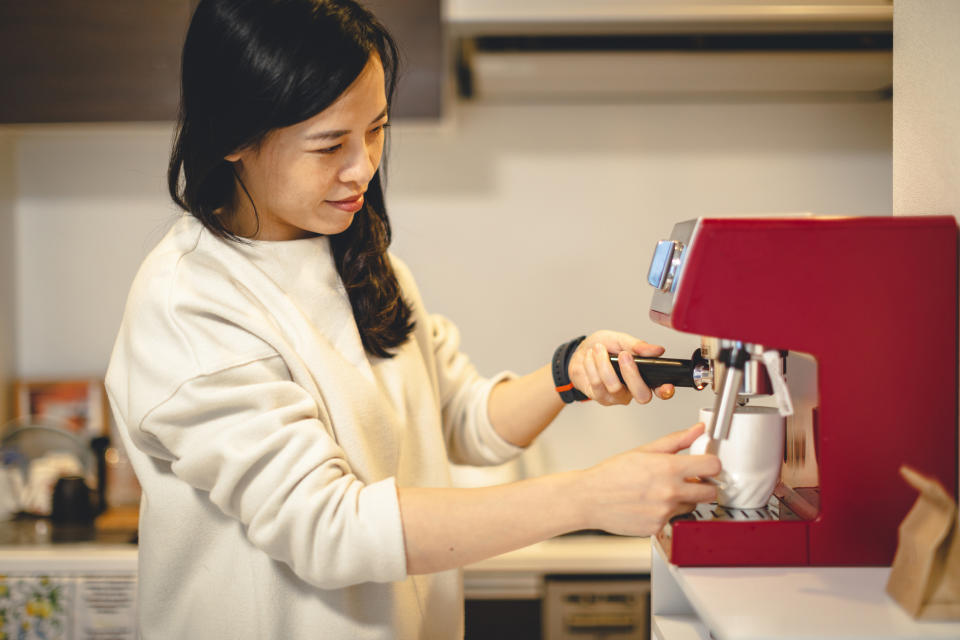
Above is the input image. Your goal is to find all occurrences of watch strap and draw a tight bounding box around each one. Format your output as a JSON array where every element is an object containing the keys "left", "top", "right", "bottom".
[{"left": 552, "top": 336, "right": 589, "bottom": 403}]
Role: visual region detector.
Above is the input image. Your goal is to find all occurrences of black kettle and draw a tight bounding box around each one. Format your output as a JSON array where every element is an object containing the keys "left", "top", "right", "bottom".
[
  {"left": 50, "top": 436, "right": 110, "bottom": 526},
  {"left": 51, "top": 475, "right": 95, "bottom": 525}
]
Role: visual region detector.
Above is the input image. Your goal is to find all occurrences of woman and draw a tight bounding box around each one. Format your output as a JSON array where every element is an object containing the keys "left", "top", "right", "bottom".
[{"left": 105, "top": 1, "right": 720, "bottom": 638}]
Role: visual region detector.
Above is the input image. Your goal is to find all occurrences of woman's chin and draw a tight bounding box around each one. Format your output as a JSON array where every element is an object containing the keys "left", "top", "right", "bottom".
[{"left": 323, "top": 213, "right": 357, "bottom": 236}]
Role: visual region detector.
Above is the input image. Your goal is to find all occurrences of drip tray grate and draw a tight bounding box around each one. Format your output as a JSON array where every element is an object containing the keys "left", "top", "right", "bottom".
[{"left": 677, "top": 495, "right": 802, "bottom": 522}]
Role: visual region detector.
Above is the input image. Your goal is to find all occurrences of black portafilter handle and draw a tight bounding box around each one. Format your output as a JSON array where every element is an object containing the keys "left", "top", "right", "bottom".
[{"left": 609, "top": 349, "right": 710, "bottom": 390}]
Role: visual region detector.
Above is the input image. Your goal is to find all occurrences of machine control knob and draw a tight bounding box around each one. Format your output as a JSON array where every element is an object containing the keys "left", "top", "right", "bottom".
[{"left": 647, "top": 240, "right": 684, "bottom": 292}]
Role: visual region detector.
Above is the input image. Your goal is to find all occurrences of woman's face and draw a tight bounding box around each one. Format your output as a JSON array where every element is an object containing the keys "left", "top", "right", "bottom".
[{"left": 225, "top": 54, "right": 388, "bottom": 241}]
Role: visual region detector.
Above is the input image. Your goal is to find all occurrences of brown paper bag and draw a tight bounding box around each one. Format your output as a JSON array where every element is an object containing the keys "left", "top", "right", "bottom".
[{"left": 886, "top": 466, "right": 960, "bottom": 620}]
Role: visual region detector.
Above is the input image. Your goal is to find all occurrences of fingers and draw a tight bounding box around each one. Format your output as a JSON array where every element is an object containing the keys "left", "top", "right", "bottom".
[
  {"left": 583, "top": 330, "right": 665, "bottom": 360},
  {"left": 683, "top": 454, "right": 722, "bottom": 479},
  {"left": 583, "top": 460, "right": 718, "bottom": 536},
  {"left": 653, "top": 467, "right": 720, "bottom": 524},
  {"left": 582, "top": 444, "right": 725, "bottom": 536},
  {"left": 568, "top": 331, "right": 674, "bottom": 406},
  {"left": 655, "top": 384, "right": 675, "bottom": 400},
  {"left": 593, "top": 344, "right": 626, "bottom": 397},
  {"left": 578, "top": 343, "right": 632, "bottom": 405},
  {"left": 581, "top": 344, "right": 603, "bottom": 398},
  {"left": 616, "top": 350, "right": 653, "bottom": 404},
  {"left": 641, "top": 423, "right": 707, "bottom": 454},
  {"left": 612, "top": 333, "right": 665, "bottom": 359},
  {"left": 675, "top": 478, "right": 720, "bottom": 505},
  {"left": 616, "top": 350, "right": 675, "bottom": 404},
  {"left": 631, "top": 340, "right": 666, "bottom": 358}
]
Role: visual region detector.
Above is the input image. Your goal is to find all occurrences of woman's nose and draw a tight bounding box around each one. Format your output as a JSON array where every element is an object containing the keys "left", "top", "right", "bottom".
[{"left": 339, "top": 143, "right": 377, "bottom": 186}]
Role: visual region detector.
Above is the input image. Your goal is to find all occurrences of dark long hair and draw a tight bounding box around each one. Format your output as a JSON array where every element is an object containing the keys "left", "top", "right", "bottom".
[{"left": 168, "top": 0, "right": 414, "bottom": 358}]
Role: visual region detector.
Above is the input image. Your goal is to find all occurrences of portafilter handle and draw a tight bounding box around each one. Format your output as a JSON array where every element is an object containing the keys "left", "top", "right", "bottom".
[{"left": 609, "top": 349, "right": 712, "bottom": 390}]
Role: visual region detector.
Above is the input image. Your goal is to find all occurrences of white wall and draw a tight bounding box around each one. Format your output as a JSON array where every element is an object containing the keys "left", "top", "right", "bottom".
[
  {"left": 14, "top": 125, "right": 180, "bottom": 383},
  {"left": 389, "top": 98, "right": 892, "bottom": 477},
  {"left": 893, "top": 0, "right": 960, "bottom": 218},
  {"left": 11, "top": 95, "right": 892, "bottom": 478},
  {"left": 892, "top": 0, "right": 960, "bottom": 493}
]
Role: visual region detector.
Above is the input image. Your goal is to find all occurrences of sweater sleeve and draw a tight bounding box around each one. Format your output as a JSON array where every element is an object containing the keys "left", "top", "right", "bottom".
[
  {"left": 387, "top": 255, "right": 525, "bottom": 467},
  {"left": 136, "top": 354, "right": 408, "bottom": 590},
  {"left": 429, "top": 313, "right": 525, "bottom": 467}
]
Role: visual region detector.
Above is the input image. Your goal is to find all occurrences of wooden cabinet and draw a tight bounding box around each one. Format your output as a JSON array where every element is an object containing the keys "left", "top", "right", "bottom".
[
  {"left": 365, "top": 0, "right": 444, "bottom": 119},
  {"left": 0, "top": 1, "right": 194, "bottom": 123},
  {"left": 0, "top": 0, "right": 442, "bottom": 124}
]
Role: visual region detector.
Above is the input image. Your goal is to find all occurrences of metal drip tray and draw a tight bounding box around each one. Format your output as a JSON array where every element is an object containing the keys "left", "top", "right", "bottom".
[{"left": 675, "top": 495, "right": 802, "bottom": 523}]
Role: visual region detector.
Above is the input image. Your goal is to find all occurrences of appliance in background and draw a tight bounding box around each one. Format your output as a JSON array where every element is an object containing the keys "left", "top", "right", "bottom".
[
  {"left": 544, "top": 576, "right": 650, "bottom": 640},
  {"left": 0, "top": 420, "right": 102, "bottom": 519},
  {"left": 448, "top": 0, "right": 893, "bottom": 101},
  {"left": 644, "top": 215, "right": 958, "bottom": 566},
  {"left": 464, "top": 573, "right": 651, "bottom": 640},
  {"left": 1, "top": 416, "right": 141, "bottom": 525}
]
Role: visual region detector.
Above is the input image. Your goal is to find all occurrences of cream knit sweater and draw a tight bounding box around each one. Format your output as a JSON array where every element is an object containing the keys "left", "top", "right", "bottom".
[{"left": 106, "top": 215, "right": 522, "bottom": 639}]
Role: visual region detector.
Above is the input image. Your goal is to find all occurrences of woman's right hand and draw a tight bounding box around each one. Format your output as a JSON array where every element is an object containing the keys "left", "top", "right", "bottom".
[
  {"left": 399, "top": 422, "right": 720, "bottom": 575},
  {"left": 575, "top": 423, "right": 721, "bottom": 536}
]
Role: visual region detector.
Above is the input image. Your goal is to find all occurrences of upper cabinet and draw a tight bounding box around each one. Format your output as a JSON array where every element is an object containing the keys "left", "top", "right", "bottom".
[
  {"left": 0, "top": 0, "right": 442, "bottom": 124},
  {"left": 365, "top": 0, "right": 444, "bottom": 120},
  {"left": 0, "top": 1, "right": 193, "bottom": 123}
]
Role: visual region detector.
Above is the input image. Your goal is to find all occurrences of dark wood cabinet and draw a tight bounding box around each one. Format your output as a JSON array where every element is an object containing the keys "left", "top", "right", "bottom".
[
  {"left": 365, "top": 0, "right": 444, "bottom": 120},
  {"left": 0, "top": 0, "right": 442, "bottom": 124},
  {"left": 0, "top": 1, "right": 194, "bottom": 123}
]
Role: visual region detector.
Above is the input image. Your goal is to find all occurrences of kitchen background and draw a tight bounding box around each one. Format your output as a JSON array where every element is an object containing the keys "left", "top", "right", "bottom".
[
  {"left": 0, "top": 2, "right": 958, "bottom": 639},
  {"left": 0, "top": 0, "right": 955, "bottom": 489}
]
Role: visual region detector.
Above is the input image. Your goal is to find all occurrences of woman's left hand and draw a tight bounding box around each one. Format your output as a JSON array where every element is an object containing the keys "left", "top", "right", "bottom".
[{"left": 567, "top": 331, "right": 675, "bottom": 406}]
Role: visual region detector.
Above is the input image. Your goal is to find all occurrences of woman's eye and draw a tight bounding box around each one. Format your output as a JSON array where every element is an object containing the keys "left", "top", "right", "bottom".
[{"left": 312, "top": 124, "right": 387, "bottom": 153}]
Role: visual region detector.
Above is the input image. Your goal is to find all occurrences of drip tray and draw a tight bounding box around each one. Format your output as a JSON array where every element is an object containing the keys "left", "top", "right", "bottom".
[{"left": 675, "top": 495, "right": 802, "bottom": 523}]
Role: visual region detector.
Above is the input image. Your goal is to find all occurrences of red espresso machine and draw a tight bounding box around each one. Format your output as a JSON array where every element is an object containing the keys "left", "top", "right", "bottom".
[{"left": 646, "top": 215, "right": 958, "bottom": 566}]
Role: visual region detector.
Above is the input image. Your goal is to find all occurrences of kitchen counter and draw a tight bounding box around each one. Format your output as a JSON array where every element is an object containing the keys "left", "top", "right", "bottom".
[
  {"left": 0, "top": 514, "right": 137, "bottom": 572},
  {"left": 0, "top": 514, "right": 651, "bottom": 600},
  {"left": 651, "top": 537, "right": 960, "bottom": 640},
  {"left": 0, "top": 544, "right": 137, "bottom": 572},
  {"left": 0, "top": 515, "right": 139, "bottom": 639},
  {"left": 0, "top": 523, "right": 649, "bottom": 588},
  {"left": 0, "top": 531, "right": 650, "bottom": 639}
]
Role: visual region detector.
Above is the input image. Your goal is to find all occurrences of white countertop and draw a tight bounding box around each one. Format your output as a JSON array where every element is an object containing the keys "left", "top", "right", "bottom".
[
  {"left": 651, "top": 538, "right": 960, "bottom": 640},
  {"left": 0, "top": 534, "right": 651, "bottom": 599},
  {"left": 465, "top": 534, "right": 651, "bottom": 573},
  {"left": 0, "top": 545, "right": 137, "bottom": 573}
]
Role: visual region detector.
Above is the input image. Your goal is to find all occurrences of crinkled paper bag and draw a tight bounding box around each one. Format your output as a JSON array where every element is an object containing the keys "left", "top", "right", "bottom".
[{"left": 886, "top": 466, "right": 960, "bottom": 620}]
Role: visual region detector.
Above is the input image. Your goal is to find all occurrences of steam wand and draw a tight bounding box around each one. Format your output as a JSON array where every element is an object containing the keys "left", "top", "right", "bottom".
[{"left": 707, "top": 343, "right": 750, "bottom": 441}]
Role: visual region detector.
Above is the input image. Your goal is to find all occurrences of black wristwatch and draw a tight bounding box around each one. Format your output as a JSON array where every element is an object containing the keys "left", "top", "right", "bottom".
[{"left": 551, "top": 336, "right": 589, "bottom": 403}]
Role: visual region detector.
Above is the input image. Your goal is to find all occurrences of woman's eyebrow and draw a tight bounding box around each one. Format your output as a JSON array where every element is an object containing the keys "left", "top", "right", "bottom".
[{"left": 304, "top": 106, "right": 389, "bottom": 141}]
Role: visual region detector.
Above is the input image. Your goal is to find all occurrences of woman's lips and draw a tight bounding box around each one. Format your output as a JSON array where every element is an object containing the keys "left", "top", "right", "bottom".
[{"left": 327, "top": 193, "right": 364, "bottom": 213}]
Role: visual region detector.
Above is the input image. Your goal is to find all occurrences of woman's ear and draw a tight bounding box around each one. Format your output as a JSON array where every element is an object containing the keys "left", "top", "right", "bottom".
[{"left": 225, "top": 152, "right": 242, "bottom": 162}]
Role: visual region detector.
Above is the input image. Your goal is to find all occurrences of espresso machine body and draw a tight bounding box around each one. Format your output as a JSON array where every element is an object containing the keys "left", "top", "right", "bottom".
[{"left": 649, "top": 215, "right": 958, "bottom": 566}]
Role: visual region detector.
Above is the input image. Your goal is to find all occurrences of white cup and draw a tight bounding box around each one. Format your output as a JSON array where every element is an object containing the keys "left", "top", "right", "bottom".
[{"left": 689, "top": 406, "right": 785, "bottom": 509}]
